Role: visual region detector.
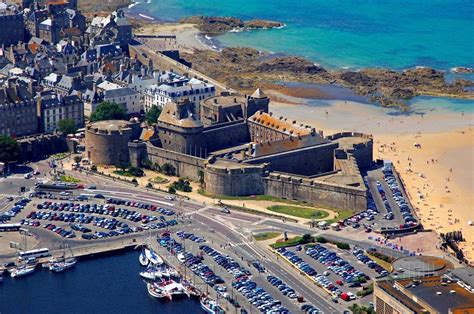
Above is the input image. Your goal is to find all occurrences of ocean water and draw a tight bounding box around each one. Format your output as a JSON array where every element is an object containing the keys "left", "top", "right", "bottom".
[
  {"left": 140, "top": 0, "right": 474, "bottom": 71},
  {"left": 0, "top": 250, "right": 201, "bottom": 314}
]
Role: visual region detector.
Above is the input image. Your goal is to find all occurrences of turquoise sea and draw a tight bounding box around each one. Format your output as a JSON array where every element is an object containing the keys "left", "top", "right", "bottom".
[{"left": 139, "top": 0, "right": 474, "bottom": 71}]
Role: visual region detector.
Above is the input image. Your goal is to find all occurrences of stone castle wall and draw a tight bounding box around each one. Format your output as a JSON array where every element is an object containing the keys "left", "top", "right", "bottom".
[
  {"left": 263, "top": 172, "right": 367, "bottom": 212},
  {"left": 327, "top": 132, "right": 373, "bottom": 169},
  {"left": 246, "top": 142, "right": 338, "bottom": 176},
  {"left": 85, "top": 127, "right": 133, "bottom": 166},
  {"left": 202, "top": 122, "right": 250, "bottom": 153},
  {"left": 18, "top": 133, "right": 68, "bottom": 162},
  {"left": 143, "top": 142, "right": 205, "bottom": 181},
  {"left": 204, "top": 163, "right": 266, "bottom": 196}
]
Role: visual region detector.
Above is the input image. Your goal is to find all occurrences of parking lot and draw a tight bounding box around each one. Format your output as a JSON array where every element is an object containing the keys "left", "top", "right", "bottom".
[
  {"left": 275, "top": 242, "right": 388, "bottom": 307},
  {"left": 0, "top": 193, "right": 182, "bottom": 243},
  {"left": 365, "top": 166, "right": 417, "bottom": 232},
  {"left": 154, "top": 229, "right": 307, "bottom": 313}
]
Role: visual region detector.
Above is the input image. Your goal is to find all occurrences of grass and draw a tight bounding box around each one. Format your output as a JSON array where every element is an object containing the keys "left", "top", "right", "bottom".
[
  {"left": 356, "top": 283, "right": 374, "bottom": 297},
  {"left": 60, "top": 175, "right": 80, "bottom": 183},
  {"left": 148, "top": 176, "right": 169, "bottom": 184},
  {"left": 367, "top": 253, "right": 393, "bottom": 272},
  {"left": 51, "top": 153, "right": 68, "bottom": 159},
  {"left": 267, "top": 205, "right": 329, "bottom": 219},
  {"left": 254, "top": 232, "right": 281, "bottom": 241},
  {"left": 198, "top": 190, "right": 309, "bottom": 205},
  {"left": 271, "top": 236, "right": 304, "bottom": 249},
  {"left": 113, "top": 170, "right": 133, "bottom": 177}
]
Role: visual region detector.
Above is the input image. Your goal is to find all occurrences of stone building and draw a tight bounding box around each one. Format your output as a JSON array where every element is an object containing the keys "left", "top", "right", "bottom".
[
  {"left": 127, "top": 90, "right": 373, "bottom": 212},
  {"left": 0, "top": 78, "right": 38, "bottom": 137},
  {"left": 0, "top": 4, "right": 24, "bottom": 47},
  {"left": 36, "top": 90, "right": 84, "bottom": 132},
  {"left": 85, "top": 119, "right": 141, "bottom": 166}
]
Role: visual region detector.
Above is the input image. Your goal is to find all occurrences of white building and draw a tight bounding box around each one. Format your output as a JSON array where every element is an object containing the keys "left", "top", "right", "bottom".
[
  {"left": 38, "top": 93, "right": 84, "bottom": 133},
  {"left": 143, "top": 72, "right": 215, "bottom": 112},
  {"left": 96, "top": 81, "right": 141, "bottom": 114}
]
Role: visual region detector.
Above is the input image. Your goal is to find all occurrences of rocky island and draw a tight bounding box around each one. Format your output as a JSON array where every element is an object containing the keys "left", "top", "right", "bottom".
[{"left": 179, "top": 16, "right": 285, "bottom": 34}]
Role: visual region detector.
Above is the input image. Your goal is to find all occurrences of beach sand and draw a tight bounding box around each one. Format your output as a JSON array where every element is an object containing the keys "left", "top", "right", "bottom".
[
  {"left": 269, "top": 93, "right": 474, "bottom": 263},
  {"left": 133, "top": 22, "right": 208, "bottom": 54}
]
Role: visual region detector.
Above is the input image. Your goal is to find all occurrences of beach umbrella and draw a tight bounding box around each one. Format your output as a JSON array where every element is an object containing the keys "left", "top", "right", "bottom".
[{"left": 468, "top": 221, "right": 473, "bottom": 226}]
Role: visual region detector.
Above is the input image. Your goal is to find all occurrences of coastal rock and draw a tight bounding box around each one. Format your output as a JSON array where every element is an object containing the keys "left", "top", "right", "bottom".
[
  {"left": 179, "top": 16, "right": 284, "bottom": 34},
  {"left": 244, "top": 19, "right": 285, "bottom": 29}
]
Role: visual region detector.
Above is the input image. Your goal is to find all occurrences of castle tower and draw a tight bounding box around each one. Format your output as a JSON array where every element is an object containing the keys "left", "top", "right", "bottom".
[{"left": 246, "top": 88, "right": 269, "bottom": 118}]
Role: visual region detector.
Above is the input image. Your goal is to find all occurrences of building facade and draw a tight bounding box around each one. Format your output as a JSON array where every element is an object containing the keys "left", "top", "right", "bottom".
[{"left": 37, "top": 92, "right": 84, "bottom": 132}]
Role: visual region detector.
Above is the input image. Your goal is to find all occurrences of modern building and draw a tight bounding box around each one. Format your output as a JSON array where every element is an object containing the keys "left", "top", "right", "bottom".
[
  {"left": 374, "top": 258, "right": 474, "bottom": 314},
  {"left": 36, "top": 91, "right": 84, "bottom": 132},
  {"left": 143, "top": 72, "right": 215, "bottom": 112}
]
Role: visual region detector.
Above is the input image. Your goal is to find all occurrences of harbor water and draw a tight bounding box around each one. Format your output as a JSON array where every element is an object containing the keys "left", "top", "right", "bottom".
[{"left": 0, "top": 250, "right": 202, "bottom": 314}]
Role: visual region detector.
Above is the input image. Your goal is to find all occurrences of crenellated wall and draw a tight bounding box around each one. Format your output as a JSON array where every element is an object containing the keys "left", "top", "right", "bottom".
[{"left": 327, "top": 132, "right": 373, "bottom": 169}]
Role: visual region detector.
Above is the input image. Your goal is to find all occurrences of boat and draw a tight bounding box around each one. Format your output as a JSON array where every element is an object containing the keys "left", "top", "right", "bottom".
[
  {"left": 145, "top": 247, "right": 163, "bottom": 265},
  {"left": 10, "top": 265, "right": 35, "bottom": 278},
  {"left": 139, "top": 247, "right": 149, "bottom": 266},
  {"left": 140, "top": 265, "right": 180, "bottom": 280},
  {"left": 200, "top": 296, "right": 225, "bottom": 314},
  {"left": 147, "top": 279, "right": 190, "bottom": 300},
  {"left": 49, "top": 257, "right": 77, "bottom": 272}
]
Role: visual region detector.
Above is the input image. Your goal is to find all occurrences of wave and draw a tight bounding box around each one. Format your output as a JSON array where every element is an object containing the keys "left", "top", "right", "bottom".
[
  {"left": 229, "top": 28, "right": 243, "bottom": 33},
  {"left": 128, "top": 2, "right": 139, "bottom": 8},
  {"left": 139, "top": 13, "right": 155, "bottom": 20}
]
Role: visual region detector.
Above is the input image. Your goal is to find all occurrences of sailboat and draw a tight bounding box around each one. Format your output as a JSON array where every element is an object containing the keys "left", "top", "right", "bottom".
[
  {"left": 49, "top": 257, "right": 77, "bottom": 272},
  {"left": 10, "top": 265, "right": 35, "bottom": 278},
  {"left": 139, "top": 246, "right": 149, "bottom": 266},
  {"left": 200, "top": 296, "right": 225, "bottom": 314},
  {"left": 147, "top": 279, "right": 190, "bottom": 300},
  {"left": 145, "top": 247, "right": 163, "bottom": 265}
]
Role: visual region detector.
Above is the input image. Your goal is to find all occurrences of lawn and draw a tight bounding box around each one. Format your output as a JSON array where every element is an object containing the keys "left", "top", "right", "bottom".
[
  {"left": 267, "top": 205, "right": 329, "bottom": 219},
  {"left": 271, "top": 236, "right": 304, "bottom": 249},
  {"left": 148, "top": 176, "right": 169, "bottom": 184},
  {"left": 60, "top": 175, "right": 80, "bottom": 183},
  {"left": 254, "top": 232, "right": 281, "bottom": 241}
]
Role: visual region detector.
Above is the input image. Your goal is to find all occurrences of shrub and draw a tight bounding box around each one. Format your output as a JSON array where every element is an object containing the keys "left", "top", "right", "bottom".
[
  {"left": 168, "top": 186, "right": 176, "bottom": 194},
  {"left": 316, "top": 236, "right": 327, "bottom": 243},
  {"left": 91, "top": 165, "right": 97, "bottom": 171},
  {"left": 336, "top": 242, "right": 350, "bottom": 250}
]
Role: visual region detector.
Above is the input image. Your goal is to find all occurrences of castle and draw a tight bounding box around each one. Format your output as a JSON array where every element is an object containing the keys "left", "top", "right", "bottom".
[{"left": 121, "top": 89, "right": 373, "bottom": 212}]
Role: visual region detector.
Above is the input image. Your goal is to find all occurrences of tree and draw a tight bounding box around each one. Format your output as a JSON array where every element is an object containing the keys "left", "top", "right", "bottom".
[
  {"left": 0, "top": 135, "right": 20, "bottom": 165},
  {"left": 161, "top": 163, "right": 176, "bottom": 176},
  {"left": 90, "top": 101, "right": 127, "bottom": 122},
  {"left": 91, "top": 165, "right": 97, "bottom": 172},
  {"left": 145, "top": 105, "right": 162, "bottom": 124},
  {"left": 73, "top": 156, "right": 82, "bottom": 163},
  {"left": 168, "top": 186, "right": 176, "bottom": 194},
  {"left": 302, "top": 233, "right": 312, "bottom": 243},
  {"left": 57, "top": 119, "right": 77, "bottom": 135}
]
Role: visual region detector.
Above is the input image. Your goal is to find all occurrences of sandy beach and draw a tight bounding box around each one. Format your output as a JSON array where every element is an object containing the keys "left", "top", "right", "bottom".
[
  {"left": 267, "top": 92, "right": 474, "bottom": 262},
  {"left": 132, "top": 22, "right": 209, "bottom": 54}
]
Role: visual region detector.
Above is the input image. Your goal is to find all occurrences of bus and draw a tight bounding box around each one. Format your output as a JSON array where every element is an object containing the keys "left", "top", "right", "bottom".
[
  {"left": 19, "top": 248, "right": 51, "bottom": 261},
  {"left": 0, "top": 223, "right": 21, "bottom": 232}
]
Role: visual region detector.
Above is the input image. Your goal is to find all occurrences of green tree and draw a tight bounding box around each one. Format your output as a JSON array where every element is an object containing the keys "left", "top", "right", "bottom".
[
  {"left": 161, "top": 163, "right": 176, "bottom": 176},
  {"left": 91, "top": 165, "right": 97, "bottom": 171},
  {"left": 90, "top": 101, "right": 127, "bottom": 122},
  {"left": 73, "top": 156, "right": 82, "bottom": 164},
  {"left": 0, "top": 135, "right": 20, "bottom": 165},
  {"left": 168, "top": 186, "right": 176, "bottom": 194},
  {"left": 145, "top": 105, "right": 162, "bottom": 124},
  {"left": 302, "top": 233, "right": 312, "bottom": 243},
  {"left": 57, "top": 119, "right": 77, "bottom": 134}
]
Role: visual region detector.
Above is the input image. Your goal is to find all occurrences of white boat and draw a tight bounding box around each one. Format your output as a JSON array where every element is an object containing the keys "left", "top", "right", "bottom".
[
  {"left": 147, "top": 279, "right": 190, "bottom": 300},
  {"left": 10, "top": 266, "right": 35, "bottom": 278},
  {"left": 200, "top": 296, "right": 225, "bottom": 314},
  {"left": 139, "top": 248, "right": 149, "bottom": 266},
  {"left": 140, "top": 265, "right": 179, "bottom": 280},
  {"left": 49, "top": 257, "right": 77, "bottom": 272},
  {"left": 145, "top": 247, "right": 163, "bottom": 265}
]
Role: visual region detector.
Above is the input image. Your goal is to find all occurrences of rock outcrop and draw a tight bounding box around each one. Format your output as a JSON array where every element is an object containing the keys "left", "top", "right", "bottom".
[{"left": 179, "top": 16, "right": 284, "bottom": 34}]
